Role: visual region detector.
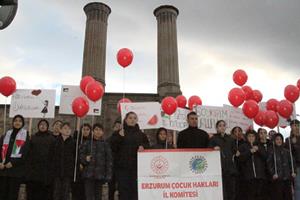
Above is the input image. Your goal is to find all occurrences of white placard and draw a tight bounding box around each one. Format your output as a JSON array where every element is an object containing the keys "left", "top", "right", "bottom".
[
  {"left": 120, "top": 102, "right": 162, "bottom": 129},
  {"left": 138, "top": 149, "right": 223, "bottom": 200},
  {"left": 162, "top": 107, "right": 189, "bottom": 131},
  {"left": 59, "top": 85, "right": 102, "bottom": 116},
  {"left": 224, "top": 104, "right": 253, "bottom": 132},
  {"left": 196, "top": 105, "right": 229, "bottom": 133},
  {"left": 9, "top": 89, "right": 56, "bottom": 118}
]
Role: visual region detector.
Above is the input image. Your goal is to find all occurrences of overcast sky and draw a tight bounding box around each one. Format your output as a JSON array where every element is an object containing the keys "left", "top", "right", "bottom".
[{"left": 0, "top": 0, "right": 299, "bottom": 131}]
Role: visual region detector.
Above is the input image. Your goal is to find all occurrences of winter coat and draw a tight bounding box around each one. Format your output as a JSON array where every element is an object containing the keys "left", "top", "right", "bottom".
[
  {"left": 50, "top": 135, "right": 75, "bottom": 178},
  {"left": 26, "top": 131, "right": 56, "bottom": 184},
  {"left": 285, "top": 136, "right": 300, "bottom": 167},
  {"left": 209, "top": 133, "right": 238, "bottom": 176},
  {"left": 0, "top": 128, "right": 30, "bottom": 178},
  {"left": 80, "top": 139, "right": 112, "bottom": 181},
  {"left": 110, "top": 124, "right": 149, "bottom": 171},
  {"left": 238, "top": 142, "right": 267, "bottom": 180},
  {"left": 267, "top": 145, "right": 296, "bottom": 181},
  {"left": 177, "top": 126, "right": 209, "bottom": 148}
]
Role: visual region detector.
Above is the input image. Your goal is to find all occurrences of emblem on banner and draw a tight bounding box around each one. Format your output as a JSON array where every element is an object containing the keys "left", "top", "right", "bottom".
[
  {"left": 189, "top": 155, "right": 208, "bottom": 174},
  {"left": 151, "top": 156, "right": 169, "bottom": 175}
]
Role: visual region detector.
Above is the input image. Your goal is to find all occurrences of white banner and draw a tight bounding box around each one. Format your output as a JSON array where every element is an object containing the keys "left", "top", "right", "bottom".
[
  {"left": 224, "top": 104, "right": 253, "bottom": 132},
  {"left": 120, "top": 102, "right": 162, "bottom": 129},
  {"left": 162, "top": 108, "right": 189, "bottom": 131},
  {"left": 9, "top": 89, "right": 56, "bottom": 118},
  {"left": 138, "top": 149, "right": 223, "bottom": 200},
  {"left": 196, "top": 105, "right": 229, "bottom": 133},
  {"left": 59, "top": 85, "right": 102, "bottom": 116}
]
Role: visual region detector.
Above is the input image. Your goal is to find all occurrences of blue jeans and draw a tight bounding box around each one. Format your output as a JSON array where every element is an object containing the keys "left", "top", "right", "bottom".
[{"left": 295, "top": 167, "right": 300, "bottom": 200}]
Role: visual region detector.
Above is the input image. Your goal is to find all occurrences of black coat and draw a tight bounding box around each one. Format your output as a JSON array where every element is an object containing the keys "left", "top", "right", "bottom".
[
  {"left": 209, "top": 133, "right": 237, "bottom": 176},
  {"left": 151, "top": 131, "right": 173, "bottom": 149},
  {"left": 267, "top": 146, "right": 295, "bottom": 181},
  {"left": 110, "top": 124, "right": 149, "bottom": 171},
  {"left": 80, "top": 139, "right": 112, "bottom": 181},
  {"left": 26, "top": 131, "right": 56, "bottom": 184},
  {"left": 177, "top": 126, "right": 209, "bottom": 148},
  {"left": 50, "top": 135, "right": 75, "bottom": 178},
  {"left": 0, "top": 129, "right": 30, "bottom": 178},
  {"left": 285, "top": 136, "right": 300, "bottom": 167},
  {"left": 238, "top": 142, "right": 267, "bottom": 180}
]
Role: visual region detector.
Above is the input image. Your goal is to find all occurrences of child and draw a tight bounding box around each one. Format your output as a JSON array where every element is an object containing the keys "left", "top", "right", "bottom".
[
  {"left": 151, "top": 127, "right": 173, "bottom": 149},
  {"left": 80, "top": 123, "right": 112, "bottom": 200},
  {"left": 238, "top": 130, "right": 267, "bottom": 200},
  {"left": 267, "top": 133, "right": 296, "bottom": 200},
  {"left": 51, "top": 122, "right": 75, "bottom": 200},
  {"left": 0, "top": 115, "right": 29, "bottom": 200}
]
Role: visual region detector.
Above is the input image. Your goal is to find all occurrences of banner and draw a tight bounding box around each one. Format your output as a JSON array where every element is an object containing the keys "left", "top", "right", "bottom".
[
  {"left": 196, "top": 105, "right": 229, "bottom": 133},
  {"left": 162, "top": 108, "right": 189, "bottom": 131},
  {"left": 138, "top": 149, "right": 223, "bottom": 200},
  {"left": 120, "top": 102, "right": 162, "bottom": 129},
  {"left": 224, "top": 104, "right": 253, "bottom": 132},
  {"left": 9, "top": 89, "right": 56, "bottom": 118},
  {"left": 59, "top": 85, "right": 102, "bottom": 116}
]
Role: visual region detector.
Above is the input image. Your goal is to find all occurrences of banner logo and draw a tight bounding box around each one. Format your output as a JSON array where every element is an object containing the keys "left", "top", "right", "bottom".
[{"left": 189, "top": 155, "right": 208, "bottom": 174}]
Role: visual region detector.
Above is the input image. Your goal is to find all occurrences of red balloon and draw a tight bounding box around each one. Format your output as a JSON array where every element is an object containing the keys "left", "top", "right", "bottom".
[
  {"left": 228, "top": 88, "right": 245, "bottom": 107},
  {"left": 72, "top": 97, "right": 89, "bottom": 118},
  {"left": 254, "top": 110, "right": 266, "bottom": 126},
  {"left": 284, "top": 85, "right": 299, "bottom": 103},
  {"left": 266, "top": 99, "right": 279, "bottom": 112},
  {"left": 0, "top": 76, "right": 16, "bottom": 97},
  {"left": 242, "top": 85, "right": 253, "bottom": 100},
  {"left": 277, "top": 99, "right": 293, "bottom": 119},
  {"left": 161, "top": 96, "right": 178, "bottom": 115},
  {"left": 85, "top": 81, "right": 104, "bottom": 102},
  {"left": 188, "top": 95, "right": 202, "bottom": 110},
  {"left": 80, "top": 76, "right": 95, "bottom": 94},
  {"left": 117, "top": 98, "right": 132, "bottom": 113},
  {"left": 176, "top": 95, "right": 187, "bottom": 108},
  {"left": 264, "top": 110, "right": 279, "bottom": 129},
  {"left": 297, "top": 79, "right": 300, "bottom": 89},
  {"left": 117, "top": 48, "right": 133, "bottom": 68},
  {"left": 242, "top": 100, "right": 259, "bottom": 119},
  {"left": 233, "top": 69, "right": 248, "bottom": 86},
  {"left": 251, "top": 90, "right": 263, "bottom": 103}
]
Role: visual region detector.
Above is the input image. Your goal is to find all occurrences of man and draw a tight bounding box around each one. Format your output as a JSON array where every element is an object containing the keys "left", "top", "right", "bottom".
[
  {"left": 177, "top": 112, "right": 209, "bottom": 148},
  {"left": 285, "top": 119, "right": 300, "bottom": 200}
]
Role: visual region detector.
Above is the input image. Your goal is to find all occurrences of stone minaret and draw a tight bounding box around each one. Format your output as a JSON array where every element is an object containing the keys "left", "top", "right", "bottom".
[
  {"left": 154, "top": 5, "right": 181, "bottom": 97},
  {"left": 82, "top": 2, "right": 111, "bottom": 86}
]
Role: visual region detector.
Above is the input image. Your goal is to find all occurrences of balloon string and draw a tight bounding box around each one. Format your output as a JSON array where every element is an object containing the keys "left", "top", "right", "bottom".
[
  {"left": 4, "top": 98, "right": 7, "bottom": 134},
  {"left": 123, "top": 68, "right": 125, "bottom": 99}
]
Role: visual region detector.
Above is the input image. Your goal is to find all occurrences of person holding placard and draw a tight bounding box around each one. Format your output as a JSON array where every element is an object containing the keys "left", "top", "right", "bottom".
[
  {"left": 267, "top": 133, "right": 296, "bottom": 200},
  {"left": 238, "top": 130, "right": 267, "bottom": 200},
  {"left": 0, "top": 115, "right": 30, "bottom": 200},
  {"left": 209, "top": 120, "right": 238, "bottom": 200},
  {"left": 50, "top": 122, "right": 75, "bottom": 200},
  {"left": 26, "top": 119, "right": 56, "bottom": 200},
  {"left": 151, "top": 127, "right": 173, "bottom": 149},
  {"left": 177, "top": 111, "right": 209, "bottom": 148},
  {"left": 110, "top": 112, "right": 149, "bottom": 200}
]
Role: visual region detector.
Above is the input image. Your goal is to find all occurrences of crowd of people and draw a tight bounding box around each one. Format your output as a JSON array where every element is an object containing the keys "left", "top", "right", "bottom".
[{"left": 0, "top": 111, "right": 299, "bottom": 200}]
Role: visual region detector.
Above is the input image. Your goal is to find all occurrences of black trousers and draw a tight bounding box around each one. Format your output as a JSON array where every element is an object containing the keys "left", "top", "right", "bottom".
[
  {"left": 53, "top": 177, "right": 71, "bottom": 200},
  {"left": 26, "top": 181, "right": 51, "bottom": 200},
  {"left": 244, "top": 179, "right": 265, "bottom": 200},
  {"left": 0, "top": 176, "right": 22, "bottom": 200},
  {"left": 72, "top": 179, "right": 85, "bottom": 200},
  {"left": 108, "top": 172, "right": 118, "bottom": 200},
  {"left": 116, "top": 169, "right": 138, "bottom": 200},
  {"left": 222, "top": 175, "right": 236, "bottom": 200},
  {"left": 270, "top": 180, "right": 293, "bottom": 200},
  {"left": 84, "top": 179, "right": 103, "bottom": 200}
]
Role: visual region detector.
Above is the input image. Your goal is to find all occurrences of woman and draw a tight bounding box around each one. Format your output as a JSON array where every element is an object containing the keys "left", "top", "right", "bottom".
[
  {"left": 209, "top": 120, "right": 238, "bottom": 200},
  {"left": 111, "top": 112, "right": 149, "bottom": 200},
  {"left": 151, "top": 127, "right": 173, "bottom": 149},
  {"left": 0, "top": 115, "right": 30, "bottom": 200},
  {"left": 26, "top": 119, "right": 56, "bottom": 200},
  {"left": 72, "top": 123, "right": 92, "bottom": 200}
]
